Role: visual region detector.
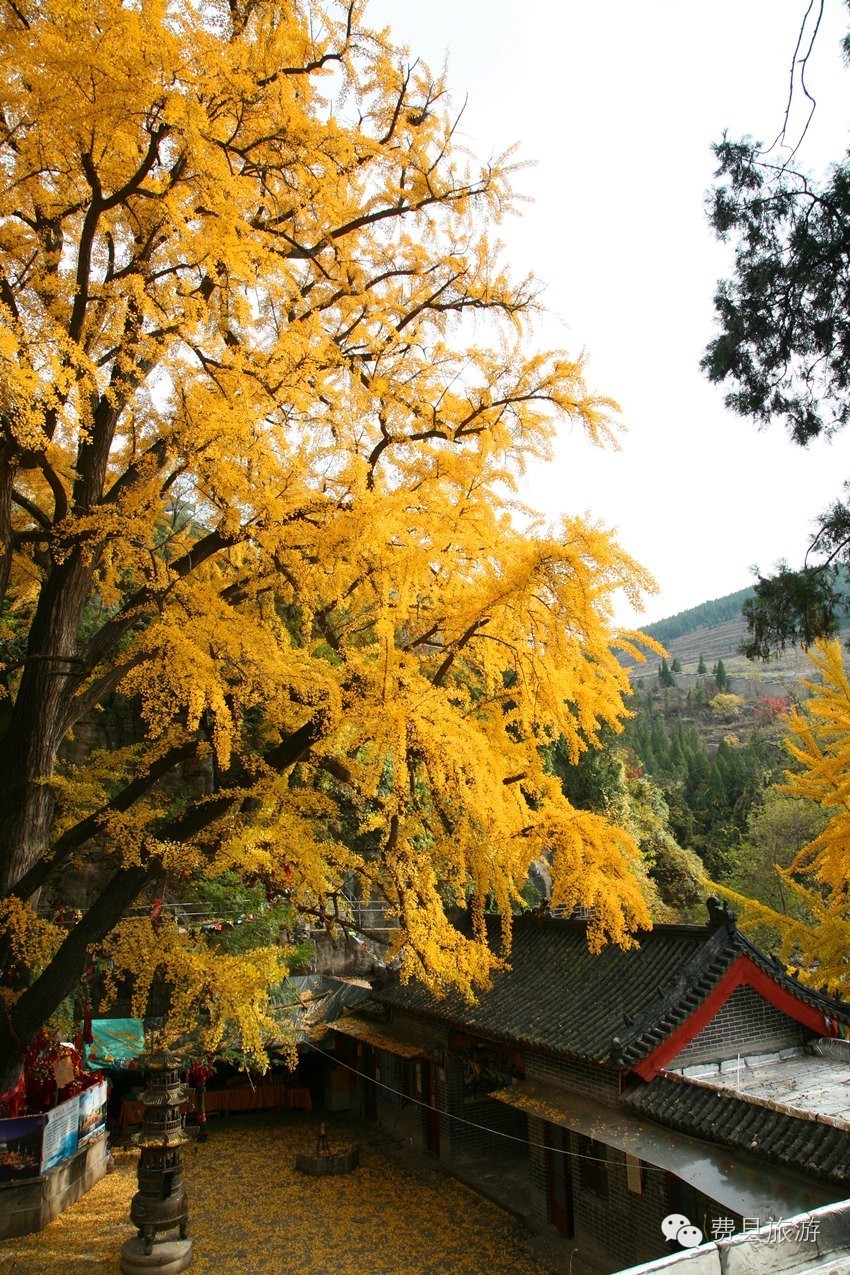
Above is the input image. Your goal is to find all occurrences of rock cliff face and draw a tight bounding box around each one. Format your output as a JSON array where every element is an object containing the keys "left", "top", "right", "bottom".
[
  {"left": 48, "top": 705, "right": 215, "bottom": 913},
  {"left": 309, "top": 928, "right": 392, "bottom": 977},
  {"left": 51, "top": 702, "right": 396, "bottom": 982},
  {"left": 62, "top": 710, "right": 216, "bottom": 805}
]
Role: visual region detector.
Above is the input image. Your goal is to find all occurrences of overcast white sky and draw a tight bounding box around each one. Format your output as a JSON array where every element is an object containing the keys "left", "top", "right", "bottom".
[{"left": 366, "top": 0, "right": 850, "bottom": 626}]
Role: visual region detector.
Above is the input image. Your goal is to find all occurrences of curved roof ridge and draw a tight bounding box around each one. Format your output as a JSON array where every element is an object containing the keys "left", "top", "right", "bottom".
[
  {"left": 732, "top": 926, "right": 850, "bottom": 1023},
  {"left": 613, "top": 925, "right": 738, "bottom": 1065},
  {"left": 616, "top": 911, "right": 850, "bottom": 1065},
  {"left": 374, "top": 906, "right": 850, "bottom": 1068}
]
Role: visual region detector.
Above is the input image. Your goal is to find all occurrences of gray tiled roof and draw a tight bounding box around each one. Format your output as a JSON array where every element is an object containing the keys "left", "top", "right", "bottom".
[
  {"left": 373, "top": 912, "right": 850, "bottom": 1068},
  {"left": 622, "top": 1073, "right": 850, "bottom": 1186}
]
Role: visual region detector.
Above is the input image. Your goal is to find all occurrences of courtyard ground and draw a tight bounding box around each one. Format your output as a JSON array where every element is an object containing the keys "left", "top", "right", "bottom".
[{"left": 0, "top": 1114, "right": 561, "bottom": 1275}]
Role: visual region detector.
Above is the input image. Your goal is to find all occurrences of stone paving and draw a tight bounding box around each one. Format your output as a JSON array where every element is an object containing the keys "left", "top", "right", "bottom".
[{"left": 0, "top": 1113, "right": 564, "bottom": 1275}]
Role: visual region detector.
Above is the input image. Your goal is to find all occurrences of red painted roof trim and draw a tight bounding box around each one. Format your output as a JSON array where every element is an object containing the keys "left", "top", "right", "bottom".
[{"left": 632, "top": 954, "right": 833, "bottom": 1080}]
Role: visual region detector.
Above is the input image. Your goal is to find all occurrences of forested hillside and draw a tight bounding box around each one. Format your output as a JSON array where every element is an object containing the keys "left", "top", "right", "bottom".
[
  {"left": 643, "top": 587, "right": 755, "bottom": 645},
  {"left": 544, "top": 585, "right": 850, "bottom": 932},
  {"left": 634, "top": 579, "right": 850, "bottom": 685},
  {"left": 591, "top": 587, "right": 848, "bottom": 944},
  {"left": 630, "top": 591, "right": 850, "bottom": 695}
]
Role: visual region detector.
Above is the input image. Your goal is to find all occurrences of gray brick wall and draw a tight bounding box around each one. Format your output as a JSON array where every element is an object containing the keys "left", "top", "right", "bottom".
[
  {"left": 374, "top": 1085, "right": 422, "bottom": 1143},
  {"left": 528, "top": 1115, "right": 548, "bottom": 1224},
  {"left": 376, "top": 1010, "right": 532, "bottom": 1162},
  {"left": 443, "top": 1050, "right": 528, "bottom": 1162},
  {"left": 565, "top": 1137, "right": 742, "bottom": 1270},
  {"left": 571, "top": 1136, "right": 668, "bottom": 1269},
  {"left": 338, "top": 1010, "right": 453, "bottom": 1155},
  {"left": 525, "top": 1113, "right": 672, "bottom": 1266},
  {"left": 381, "top": 1010, "right": 530, "bottom": 1164},
  {"left": 527, "top": 1051, "right": 620, "bottom": 1101},
  {"left": 370, "top": 1027, "right": 622, "bottom": 1167},
  {"left": 358, "top": 1011, "right": 750, "bottom": 1270},
  {"left": 501, "top": 1052, "right": 745, "bottom": 1269},
  {"left": 386, "top": 1010, "right": 449, "bottom": 1052},
  {"left": 386, "top": 1011, "right": 454, "bottom": 1158},
  {"left": 672, "top": 986, "right": 811, "bottom": 1067}
]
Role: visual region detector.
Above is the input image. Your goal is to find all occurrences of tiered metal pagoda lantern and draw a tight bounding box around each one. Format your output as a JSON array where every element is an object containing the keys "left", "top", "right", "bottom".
[{"left": 120, "top": 1050, "right": 193, "bottom": 1275}]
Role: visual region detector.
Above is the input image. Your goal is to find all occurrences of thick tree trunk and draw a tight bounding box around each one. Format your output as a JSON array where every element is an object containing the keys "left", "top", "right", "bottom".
[
  {"left": 0, "top": 451, "right": 12, "bottom": 605},
  {"left": 0, "top": 709, "right": 326, "bottom": 1094},
  {"left": 6, "top": 742, "right": 199, "bottom": 907},
  {"left": 0, "top": 864, "right": 153, "bottom": 1094},
  {"left": 0, "top": 552, "right": 92, "bottom": 894}
]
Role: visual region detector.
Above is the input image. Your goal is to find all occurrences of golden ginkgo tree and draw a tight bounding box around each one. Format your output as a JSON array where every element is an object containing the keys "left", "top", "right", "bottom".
[
  {"left": 718, "top": 640, "right": 850, "bottom": 996},
  {"left": 0, "top": 0, "right": 656, "bottom": 1082}
]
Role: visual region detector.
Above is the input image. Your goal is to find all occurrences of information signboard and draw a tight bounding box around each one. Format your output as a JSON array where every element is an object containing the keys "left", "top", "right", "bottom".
[
  {"left": 40, "top": 1094, "right": 79, "bottom": 1172},
  {"left": 0, "top": 1115, "right": 44, "bottom": 1182},
  {"left": 77, "top": 1080, "right": 108, "bottom": 1147}
]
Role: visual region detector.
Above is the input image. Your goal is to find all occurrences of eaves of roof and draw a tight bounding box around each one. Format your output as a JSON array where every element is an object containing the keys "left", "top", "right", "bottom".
[
  {"left": 372, "top": 912, "right": 850, "bottom": 1071},
  {"left": 622, "top": 1071, "right": 850, "bottom": 1187},
  {"left": 493, "top": 1076, "right": 842, "bottom": 1216}
]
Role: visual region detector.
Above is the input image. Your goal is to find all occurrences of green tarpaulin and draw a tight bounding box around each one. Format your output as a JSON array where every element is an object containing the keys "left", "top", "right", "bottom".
[{"left": 88, "top": 1018, "right": 144, "bottom": 1065}]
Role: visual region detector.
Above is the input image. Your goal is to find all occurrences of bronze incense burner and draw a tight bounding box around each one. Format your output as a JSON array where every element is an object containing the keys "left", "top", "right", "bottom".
[{"left": 129, "top": 1050, "right": 190, "bottom": 1254}]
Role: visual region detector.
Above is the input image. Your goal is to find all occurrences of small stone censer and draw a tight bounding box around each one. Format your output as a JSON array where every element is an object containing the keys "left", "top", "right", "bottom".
[
  {"left": 120, "top": 1049, "right": 193, "bottom": 1274},
  {"left": 295, "top": 1121, "right": 360, "bottom": 1176}
]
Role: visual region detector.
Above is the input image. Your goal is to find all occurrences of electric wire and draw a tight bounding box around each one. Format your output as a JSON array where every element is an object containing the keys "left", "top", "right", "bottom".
[{"left": 307, "top": 1040, "right": 673, "bottom": 1175}]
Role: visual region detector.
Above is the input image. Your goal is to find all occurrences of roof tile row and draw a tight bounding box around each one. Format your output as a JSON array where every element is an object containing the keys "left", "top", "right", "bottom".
[
  {"left": 623, "top": 1073, "right": 850, "bottom": 1186},
  {"left": 374, "top": 912, "right": 850, "bottom": 1067}
]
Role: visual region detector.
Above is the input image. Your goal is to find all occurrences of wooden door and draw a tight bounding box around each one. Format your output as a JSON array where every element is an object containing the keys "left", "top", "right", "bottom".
[
  {"left": 421, "top": 1062, "right": 440, "bottom": 1156},
  {"left": 545, "top": 1123, "right": 574, "bottom": 1238},
  {"left": 363, "top": 1047, "right": 378, "bottom": 1121}
]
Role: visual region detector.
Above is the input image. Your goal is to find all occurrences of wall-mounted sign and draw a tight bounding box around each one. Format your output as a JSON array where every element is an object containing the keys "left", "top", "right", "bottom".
[
  {"left": 40, "top": 1094, "right": 79, "bottom": 1172},
  {"left": 78, "top": 1081, "right": 107, "bottom": 1147},
  {"left": 0, "top": 1115, "right": 44, "bottom": 1183}
]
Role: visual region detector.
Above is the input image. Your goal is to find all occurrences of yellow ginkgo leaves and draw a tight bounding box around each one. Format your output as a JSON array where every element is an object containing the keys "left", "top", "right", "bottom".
[{"left": 0, "top": 0, "right": 655, "bottom": 1077}]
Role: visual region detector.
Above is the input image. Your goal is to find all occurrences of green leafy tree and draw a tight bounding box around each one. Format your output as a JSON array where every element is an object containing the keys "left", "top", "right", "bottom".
[
  {"left": 658, "top": 657, "right": 676, "bottom": 688},
  {"left": 625, "top": 774, "right": 705, "bottom": 919},
  {"left": 716, "top": 641, "right": 850, "bottom": 993},
  {"left": 702, "top": 16, "right": 850, "bottom": 653},
  {"left": 547, "top": 729, "right": 630, "bottom": 824},
  {"left": 721, "top": 788, "right": 827, "bottom": 921},
  {"left": 625, "top": 696, "right": 781, "bottom": 876},
  {"left": 710, "top": 692, "right": 744, "bottom": 719},
  {"left": 182, "top": 872, "right": 313, "bottom": 962},
  {"left": 741, "top": 565, "right": 844, "bottom": 662},
  {"left": 550, "top": 733, "right": 705, "bottom": 921}
]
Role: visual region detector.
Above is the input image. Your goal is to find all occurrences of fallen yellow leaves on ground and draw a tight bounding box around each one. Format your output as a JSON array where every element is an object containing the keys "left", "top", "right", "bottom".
[{"left": 0, "top": 1116, "right": 551, "bottom": 1274}]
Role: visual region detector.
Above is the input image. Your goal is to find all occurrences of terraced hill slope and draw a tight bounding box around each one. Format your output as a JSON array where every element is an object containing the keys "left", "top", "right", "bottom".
[{"left": 628, "top": 596, "right": 849, "bottom": 701}]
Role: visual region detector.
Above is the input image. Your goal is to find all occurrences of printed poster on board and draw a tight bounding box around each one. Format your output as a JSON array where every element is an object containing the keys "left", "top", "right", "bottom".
[
  {"left": 40, "top": 1094, "right": 79, "bottom": 1172},
  {"left": 0, "top": 1114, "right": 44, "bottom": 1182},
  {"left": 77, "top": 1081, "right": 108, "bottom": 1146}
]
